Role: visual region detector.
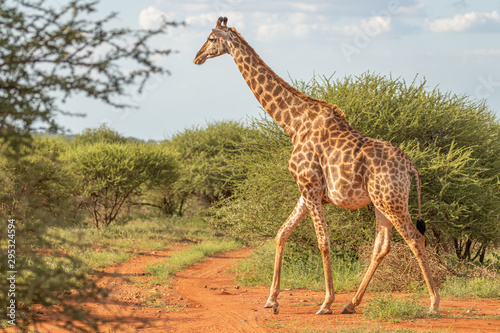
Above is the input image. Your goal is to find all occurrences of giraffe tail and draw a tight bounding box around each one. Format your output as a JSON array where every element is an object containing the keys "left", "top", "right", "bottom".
[{"left": 412, "top": 166, "right": 426, "bottom": 236}]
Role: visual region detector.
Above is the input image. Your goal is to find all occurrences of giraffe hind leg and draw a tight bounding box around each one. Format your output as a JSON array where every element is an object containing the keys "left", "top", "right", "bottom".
[
  {"left": 342, "top": 208, "right": 393, "bottom": 314},
  {"left": 369, "top": 207, "right": 440, "bottom": 313},
  {"left": 390, "top": 212, "right": 440, "bottom": 313}
]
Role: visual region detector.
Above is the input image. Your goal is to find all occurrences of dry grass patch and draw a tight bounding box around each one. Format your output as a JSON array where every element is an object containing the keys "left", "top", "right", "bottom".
[{"left": 360, "top": 242, "right": 499, "bottom": 297}]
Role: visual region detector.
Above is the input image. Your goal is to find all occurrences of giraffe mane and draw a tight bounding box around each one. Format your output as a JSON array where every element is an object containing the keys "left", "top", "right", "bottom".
[{"left": 229, "top": 28, "right": 346, "bottom": 119}]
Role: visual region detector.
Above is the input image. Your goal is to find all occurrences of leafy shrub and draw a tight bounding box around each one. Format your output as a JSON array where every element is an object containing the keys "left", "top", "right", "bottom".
[
  {"left": 0, "top": 135, "right": 104, "bottom": 331},
  {"left": 166, "top": 120, "right": 254, "bottom": 206},
  {"left": 0, "top": 135, "right": 76, "bottom": 223},
  {"left": 71, "top": 124, "right": 131, "bottom": 146},
  {"left": 65, "top": 142, "right": 178, "bottom": 227}
]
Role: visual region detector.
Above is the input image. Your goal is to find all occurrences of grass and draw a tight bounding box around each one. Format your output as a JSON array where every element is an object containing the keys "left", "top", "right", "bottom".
[
  {"left": 80, "top": 249, "right": 133, "bottom": 269},
  {"left": 235, "top": 242, "right": 500, "bottom": 302},
  {"left": 363, "top": 293, "right": 429, "bottom": 322},
  {"left": 235, "top": 241, "right": 362, "bottom": 291},
  {"left": 42, "top": 215, "right": 211, "bottom": 271},
  {"left": 440, "top": 276, "right": 500, "bottom": 299},
  {"left": 146, "top": 240, "right": 241, "bottom": 283},
  {"left": 47, "top": 215, "right": 209, "bottom": 248},
  {"left": 38, "top": 213, "right": 244, "bottom": 285}
]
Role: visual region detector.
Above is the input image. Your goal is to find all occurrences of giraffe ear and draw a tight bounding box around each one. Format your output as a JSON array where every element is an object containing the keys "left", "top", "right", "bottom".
[{"left": 212, "top": 28, "right": 229, "bottom": 40}]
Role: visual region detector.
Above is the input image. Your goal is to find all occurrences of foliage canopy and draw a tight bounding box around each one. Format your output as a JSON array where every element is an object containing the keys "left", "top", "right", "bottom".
[
  {"left": 66, "top": 141, "right": 178, "bottom": 227},
  {"left": 166, "top": 120, "right": 253, "bottom": 205}
]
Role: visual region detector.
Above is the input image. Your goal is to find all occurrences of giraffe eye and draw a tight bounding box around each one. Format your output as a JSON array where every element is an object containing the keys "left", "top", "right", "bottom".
[{"left": 208, "top": 38, "right": 216, "bottom": 43}]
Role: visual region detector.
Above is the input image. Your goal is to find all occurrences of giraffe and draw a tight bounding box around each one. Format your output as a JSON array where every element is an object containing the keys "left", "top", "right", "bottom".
[{"left": 194, "top": 17, "right": 439, "bottom": 315}]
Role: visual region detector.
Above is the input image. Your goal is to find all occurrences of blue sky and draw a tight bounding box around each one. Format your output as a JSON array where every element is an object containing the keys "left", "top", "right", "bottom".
[{"left": 58, "top": 0, "right": 500, "bottom": 140}]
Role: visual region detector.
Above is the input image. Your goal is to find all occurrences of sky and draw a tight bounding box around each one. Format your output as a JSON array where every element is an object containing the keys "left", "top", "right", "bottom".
[{"left": 57, "top": 0, "right": 500, "bottom": 140}]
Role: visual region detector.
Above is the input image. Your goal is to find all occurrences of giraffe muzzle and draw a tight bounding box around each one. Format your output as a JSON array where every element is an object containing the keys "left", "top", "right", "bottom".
[{"left": 193, "top": 55, "right": 206, "bottom": 65}]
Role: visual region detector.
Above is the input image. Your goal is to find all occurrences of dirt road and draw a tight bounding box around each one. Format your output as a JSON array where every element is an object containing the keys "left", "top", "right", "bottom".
[{"left": 27, "top": 247, "right": 500, "bottom": 332}]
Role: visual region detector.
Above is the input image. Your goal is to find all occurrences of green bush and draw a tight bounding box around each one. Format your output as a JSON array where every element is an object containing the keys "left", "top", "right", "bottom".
[
  {"left": 166, "top": 120, "right": 254, "bottom": 205},
  {"left": 71, "top": 124, "right": 130, "bottom": 146},
  {"left": 0, "top": 0, "right": 178, "bottom": 326},
  {"left": 0, "top": 135, "right": 76, "bottom": 223},
  {"left": 65, "top": 142, "right": 179, "bottom": 227},
  {"left": 0, "top": 135, "right": 103, "bottom": 331}
]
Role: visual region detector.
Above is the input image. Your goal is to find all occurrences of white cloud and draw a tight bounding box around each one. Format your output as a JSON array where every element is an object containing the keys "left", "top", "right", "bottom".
[
  {"left": 364, "top": 15, "right": 391, "bottom": 36},
  {"left": 181, "top": 3, "right": 213, "bottom": 12},
  {"left": 393, "top": 0, "right": 426, "bottom": 15},
  {"left": 252, "top": 10, "right": 394, "bottom": 42},
  {"left": 254, "top": 12, "right": 317, "bottom": 41},
  {"left": 186, "top": 12, "right": 245, "bottom": 29},
  {"left": 138, "top": 6, "right": 171, "bottom": 30},
  {"left": 343, "top": 15, "right": 391, "bottom": 37},
  {"left": 465, "top": 49, "right": 500, "bottom": 55},
  {"left": 425, "top": 10, "right": 500, "bottom": 32},
  {"left": 290, "top": 3, "right": 319, "bottom": 12},
  {"left": 255, "top": 22, "right": 289, "bottom": 42},
  {"left": 186, "top": 13, "right": 218, "bottom": 26}
]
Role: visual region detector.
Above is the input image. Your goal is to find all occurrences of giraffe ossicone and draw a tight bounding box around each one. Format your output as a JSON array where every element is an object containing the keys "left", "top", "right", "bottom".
[{"left": 194, "top": 17, "right": 440, "bottom": 315}]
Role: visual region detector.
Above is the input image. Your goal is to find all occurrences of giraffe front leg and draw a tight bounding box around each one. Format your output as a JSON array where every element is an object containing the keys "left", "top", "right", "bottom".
[
  {"left": 307, "top": 201, "right": 334, "bottom": 315},
  {"left": 316, "top": 241, "right": 334, "bottom": 315},
  {"left": 315, "top": 236, "right": 334, "bottom": 315},
  {"left": 264, "top": 197, "right": 308, "bottom": 314},
  {"left": 263, "top": 246, "right": 282, "bottom": 314}
]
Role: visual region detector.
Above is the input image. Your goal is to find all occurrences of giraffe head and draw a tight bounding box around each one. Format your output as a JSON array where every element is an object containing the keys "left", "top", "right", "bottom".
[{"left": 194, "top": 17, "right": 233, "bottom": 65}]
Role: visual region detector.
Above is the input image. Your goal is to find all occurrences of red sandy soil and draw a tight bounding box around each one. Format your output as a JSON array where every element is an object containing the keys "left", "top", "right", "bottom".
[{"left": 11, "top": 246, "right": 500, "bottom": 332}]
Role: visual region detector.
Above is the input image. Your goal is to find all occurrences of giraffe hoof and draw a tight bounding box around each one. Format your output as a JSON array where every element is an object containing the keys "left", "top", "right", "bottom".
[
  {"left": 263, "top": 300, "right": 276, "bottom": 308},
  {"left": 341, "top": 307, "right": 356, "bottom": 314},
  {"left": 264, "top": 301, "right": 279, "bottom": 314},
  {"left": 316, "top": 308, "right": 333, "bottom": 315}
]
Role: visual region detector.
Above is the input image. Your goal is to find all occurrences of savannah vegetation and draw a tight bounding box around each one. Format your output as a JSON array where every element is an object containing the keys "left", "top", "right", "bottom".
[
  {"left": 2, "top": 73, "right": 499, "bottom": 330},
  {"left": 1, "top": 0, "right": 499, "bottom": 330}
]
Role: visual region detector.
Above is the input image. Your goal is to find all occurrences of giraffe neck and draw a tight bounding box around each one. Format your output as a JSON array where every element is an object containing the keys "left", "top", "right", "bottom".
[{"left": 226, "top": 30, "right": 343, "bottom": 139}]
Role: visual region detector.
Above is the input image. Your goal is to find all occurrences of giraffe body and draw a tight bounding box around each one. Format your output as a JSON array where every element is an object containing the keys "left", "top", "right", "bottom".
[{"left": 194, "top": 18, "right": 439, "bottom": 315}]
